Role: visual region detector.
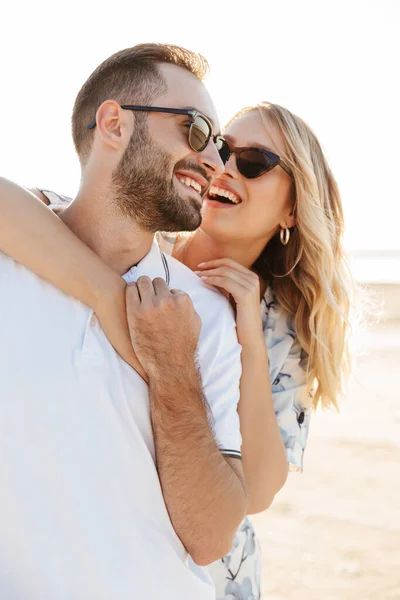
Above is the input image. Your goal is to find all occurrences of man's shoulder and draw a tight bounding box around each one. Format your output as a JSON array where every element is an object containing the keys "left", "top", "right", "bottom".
[{"left": 164, "top": 253, "right": 235, "bottom": 323}]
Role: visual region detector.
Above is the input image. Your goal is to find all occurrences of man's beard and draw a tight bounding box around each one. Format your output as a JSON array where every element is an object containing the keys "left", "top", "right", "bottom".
[{"left": 112, "top": 123, "right": 206, "bottom": 233}]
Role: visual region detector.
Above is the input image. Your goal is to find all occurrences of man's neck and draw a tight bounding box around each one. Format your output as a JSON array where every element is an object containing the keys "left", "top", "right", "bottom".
[{"left": 60, "top": 190, "right": 154, "bottom": 275}]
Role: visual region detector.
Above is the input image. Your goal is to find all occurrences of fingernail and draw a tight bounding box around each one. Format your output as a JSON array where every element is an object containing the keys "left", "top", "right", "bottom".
[{"left": 197, "top": 263, "right": 206, "bottom": 267}]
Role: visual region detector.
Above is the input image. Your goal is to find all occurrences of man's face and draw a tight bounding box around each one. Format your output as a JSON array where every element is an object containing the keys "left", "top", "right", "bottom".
[{"left": 112, "top": 63, "right": 225, "bottom": 233}]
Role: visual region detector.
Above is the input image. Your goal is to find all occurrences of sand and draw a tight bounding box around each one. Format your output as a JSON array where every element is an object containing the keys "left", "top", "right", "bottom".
[{"left": 252, "top": 320, "right": 400, "bottom": 600}]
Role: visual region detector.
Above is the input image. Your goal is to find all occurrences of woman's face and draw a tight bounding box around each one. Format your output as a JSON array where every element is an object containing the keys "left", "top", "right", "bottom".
[{"left": 200, "top": 110, "right": 295, "bottom": 246}]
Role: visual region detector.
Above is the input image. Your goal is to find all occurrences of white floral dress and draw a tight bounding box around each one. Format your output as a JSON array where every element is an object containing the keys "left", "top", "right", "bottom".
[
  {"left": 206, "top": 286, "right": 310, "bottom": 600},
  {"left": 41, "top": 194, "right": 311, "bottom": 600}
]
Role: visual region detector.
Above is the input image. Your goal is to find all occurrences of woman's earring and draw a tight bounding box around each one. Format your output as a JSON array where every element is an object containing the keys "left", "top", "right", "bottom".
[{"left": 280, "top": 227, "right": 290, "bottom": 246}]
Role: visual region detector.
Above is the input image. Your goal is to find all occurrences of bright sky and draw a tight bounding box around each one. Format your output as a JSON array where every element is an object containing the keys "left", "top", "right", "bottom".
[{"left": 1, "top": 0, "right": 398, "bottom": 253}]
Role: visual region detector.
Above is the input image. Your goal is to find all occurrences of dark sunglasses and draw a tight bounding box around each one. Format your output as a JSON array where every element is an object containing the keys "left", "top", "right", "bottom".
[
  {"left": 87, "top": 105, "right": 230, "bottom": 163},
  {"left": 220, "top": 144, "right": 293, "bottom": 179}
]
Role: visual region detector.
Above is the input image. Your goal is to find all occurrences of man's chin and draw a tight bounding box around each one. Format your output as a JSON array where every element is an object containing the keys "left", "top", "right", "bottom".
[
  {"left": 185, "top": 211, "right": 202, "bottom": 232},
  {"left": 162, "top": 206, "right": 202, "bottom": 233}
]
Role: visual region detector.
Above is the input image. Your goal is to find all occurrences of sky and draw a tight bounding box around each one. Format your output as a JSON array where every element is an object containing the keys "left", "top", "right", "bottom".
[{"left": 1, "top": 0, "right": 399, "bottom": 256}]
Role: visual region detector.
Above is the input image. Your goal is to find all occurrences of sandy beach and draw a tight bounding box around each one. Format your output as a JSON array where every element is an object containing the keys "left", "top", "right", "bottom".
[{"left": 252, "top": 319, "right": 400, "bottom": 600}]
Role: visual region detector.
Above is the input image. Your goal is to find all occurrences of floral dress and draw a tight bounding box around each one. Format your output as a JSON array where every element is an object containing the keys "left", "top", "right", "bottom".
[
  {"left": 40, "top": 196, "right": 311, "bottom": 600},
  {"left": 207, "top": 286, "right": 311, "bottom": 600}
]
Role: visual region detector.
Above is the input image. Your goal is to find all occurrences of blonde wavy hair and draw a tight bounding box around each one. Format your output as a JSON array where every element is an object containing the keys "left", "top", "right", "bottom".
[{"left": 231, "top": 102, "right": 355, "bottom": 409}]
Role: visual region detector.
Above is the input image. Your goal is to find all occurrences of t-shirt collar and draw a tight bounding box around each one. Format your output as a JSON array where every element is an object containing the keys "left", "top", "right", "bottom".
[{"left": 122, "top": 237, "right": 170, "bottom": 285}]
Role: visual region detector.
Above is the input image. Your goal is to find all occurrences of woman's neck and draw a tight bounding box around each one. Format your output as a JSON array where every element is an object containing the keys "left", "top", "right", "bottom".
[{"left": 178, "top": 228, "right": 268, "bottom": 274}]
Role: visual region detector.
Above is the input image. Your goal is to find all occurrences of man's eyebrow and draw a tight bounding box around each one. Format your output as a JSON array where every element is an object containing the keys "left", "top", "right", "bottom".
[
  {"left": 181, "top": 105, "right": 208, "bottom": 116},
  {"left": 181, "top": 106, "right": 219, "bottom": 132}
]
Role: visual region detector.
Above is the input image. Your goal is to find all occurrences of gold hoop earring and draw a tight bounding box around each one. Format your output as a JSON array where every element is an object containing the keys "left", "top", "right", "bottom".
[{"left": 280, "top": 227, "right": 290, "bottom": 246}]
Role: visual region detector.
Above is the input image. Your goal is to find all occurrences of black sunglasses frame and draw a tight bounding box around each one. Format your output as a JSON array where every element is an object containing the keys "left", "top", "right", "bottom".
[
  {"left": 223, "top": 145, "right": 293, "bottom": 179},
  {"left": 87, "top": 105, "right": 229, "bottom": 160}
]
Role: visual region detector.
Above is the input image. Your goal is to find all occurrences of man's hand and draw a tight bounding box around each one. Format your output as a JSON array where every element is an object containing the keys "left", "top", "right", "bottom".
[{"left": 125, "top": 276, "right": 202, "bottom": 379}]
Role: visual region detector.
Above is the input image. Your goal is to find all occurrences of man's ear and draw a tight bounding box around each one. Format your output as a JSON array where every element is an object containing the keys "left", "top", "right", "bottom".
[{"left": 95, "top": 101, "right": 133, "bottom": 150}]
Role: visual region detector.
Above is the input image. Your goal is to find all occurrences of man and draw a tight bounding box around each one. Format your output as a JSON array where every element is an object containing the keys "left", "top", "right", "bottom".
[{"left": 0, "top": 44, "right": 246, "bottom": 599}]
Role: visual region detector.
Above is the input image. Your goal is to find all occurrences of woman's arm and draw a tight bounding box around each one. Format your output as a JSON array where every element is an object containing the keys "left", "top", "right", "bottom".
[
  {"left": 196, "top": 258, "right": 289, "bottom": 514},
  {"left": 0, "top": 178, "right": 147, "bottom": 381},
  {"left": 237, "top": 331, "right": 289, "bottom": 513}
]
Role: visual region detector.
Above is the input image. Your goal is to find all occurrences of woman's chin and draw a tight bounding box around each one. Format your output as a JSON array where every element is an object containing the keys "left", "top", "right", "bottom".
[{"left": 200, "top": 207, "right": 243, "bottom": 241}]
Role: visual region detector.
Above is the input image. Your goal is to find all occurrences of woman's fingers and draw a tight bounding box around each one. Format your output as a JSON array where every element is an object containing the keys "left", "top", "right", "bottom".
[
  {"left": 196, "top": 259, "right": 260, "bottom": 286},
  {"left": 195, "top": 261, "right": 261, "bottom": 307},
  {"left": 194, "top": 266, "right": 243, "bottom": 282},
  {"left": 197, "top": 257, "right": 256, "bottom": 277},
  {"left": 200, "top": 275, "right": 249, "bottom": 300},
  {"left": 195, "top": 265, "right": 259, "bottom": 289}
]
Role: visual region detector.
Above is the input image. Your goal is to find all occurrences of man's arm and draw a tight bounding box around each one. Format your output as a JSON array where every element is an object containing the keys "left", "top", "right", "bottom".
[
  {"left": 126, "top": 277, "right": 247, "bottom": 566},
  {"left": 150, "top": 367, "right": 246, "bottom": 566}
]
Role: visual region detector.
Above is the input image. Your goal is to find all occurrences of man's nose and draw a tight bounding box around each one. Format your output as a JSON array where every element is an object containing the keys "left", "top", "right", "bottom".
[{"left": 199, "top": 140, "right": 225, "bottom": 179}]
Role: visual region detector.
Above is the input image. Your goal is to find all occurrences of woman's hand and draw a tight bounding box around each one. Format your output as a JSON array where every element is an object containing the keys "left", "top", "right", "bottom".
[
  {"left": 195, "top": 258, "right": 264, "bottom": 348},
  {"left": 93, "top": 279, "right": 149, "bottom": 383}
]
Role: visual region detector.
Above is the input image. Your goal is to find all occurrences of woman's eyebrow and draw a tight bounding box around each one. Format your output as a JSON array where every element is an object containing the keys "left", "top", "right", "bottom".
[
  {"left": 224, "top": 134, "right": 236, "bottom": 144},
  {"left": 224, "top": 134, "right": 277, "bottom": 154},
  {"left": 251, "top": 142, "right": 278, "bottom": 154}
]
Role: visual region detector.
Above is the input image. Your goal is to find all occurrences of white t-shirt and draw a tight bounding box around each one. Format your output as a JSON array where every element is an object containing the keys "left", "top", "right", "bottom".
[{"left": 0, "top": 240, "right": 242, "bottom": 600}]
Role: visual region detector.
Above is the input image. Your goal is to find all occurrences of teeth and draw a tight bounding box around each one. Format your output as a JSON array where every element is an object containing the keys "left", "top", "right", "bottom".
[
  {"left": 209, "top": 186, "right": 241, "bottom": 204},
  {"left": 177, "top": 175, "right": 202, "bottom": 193}
]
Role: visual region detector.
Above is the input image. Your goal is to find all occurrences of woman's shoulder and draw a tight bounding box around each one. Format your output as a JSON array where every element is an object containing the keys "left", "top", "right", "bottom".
[
  {"left": 261, "top": 285, "right": 308, "bottom": 379},
  {"left": 261, "top": 286, "right": 297, "bottom": 347},
  {"left": 261, "top": 286, "right": 311, "bottom": 471}
]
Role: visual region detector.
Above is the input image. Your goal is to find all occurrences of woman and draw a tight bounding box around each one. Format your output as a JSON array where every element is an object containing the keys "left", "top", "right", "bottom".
[{"left": 0, "top": 102, "right": 353, "bottom": 599}]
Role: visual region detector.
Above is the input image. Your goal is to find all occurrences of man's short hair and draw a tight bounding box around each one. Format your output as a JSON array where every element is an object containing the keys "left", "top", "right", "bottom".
[{"left": 72, "top": 43, "right": 209, "bottom": 164}]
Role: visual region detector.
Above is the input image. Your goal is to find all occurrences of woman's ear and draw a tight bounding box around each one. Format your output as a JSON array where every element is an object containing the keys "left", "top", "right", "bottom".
[
  {"left": 280, "top": 210, "right": 295, "bottom": 230},
  {"left": 286, "top": 214, "right": 295, "bottom": 229}
]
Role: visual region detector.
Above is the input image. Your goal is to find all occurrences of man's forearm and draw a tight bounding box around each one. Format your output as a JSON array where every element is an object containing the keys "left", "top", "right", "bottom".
[{"left": 149, "top": 364, "right": 247, "bottom": 566}]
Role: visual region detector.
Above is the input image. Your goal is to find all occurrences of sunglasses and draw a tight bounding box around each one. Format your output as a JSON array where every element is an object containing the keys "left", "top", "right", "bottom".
[
  {"left": 220, "top": 143, "right": 293, "bottom": 179},
  {"left": 87, "top": 105, "right": 230, "bottom": 163}
]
